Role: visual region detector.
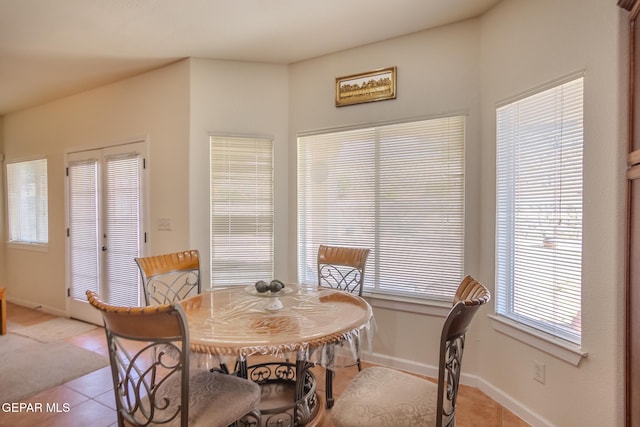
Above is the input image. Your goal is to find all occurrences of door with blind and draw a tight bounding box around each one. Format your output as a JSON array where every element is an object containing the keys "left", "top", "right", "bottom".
[{"left": 66, "top": 142, "right": 146, "bottom": 324}]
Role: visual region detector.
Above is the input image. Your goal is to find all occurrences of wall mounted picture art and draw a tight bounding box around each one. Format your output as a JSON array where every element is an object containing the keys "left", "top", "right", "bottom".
[{"left": 335, "top": 66, "right": 397, "bottom": 107}]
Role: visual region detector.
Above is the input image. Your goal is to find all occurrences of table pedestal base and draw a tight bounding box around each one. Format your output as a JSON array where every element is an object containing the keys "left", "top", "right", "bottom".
[{"left": 239, "top": 361, "right": 320, "bottom": 426}]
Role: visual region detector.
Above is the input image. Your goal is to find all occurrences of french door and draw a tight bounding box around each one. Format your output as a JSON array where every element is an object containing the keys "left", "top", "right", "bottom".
[{"left": 66, "top": 142, "right": 146, "bottom": 324}]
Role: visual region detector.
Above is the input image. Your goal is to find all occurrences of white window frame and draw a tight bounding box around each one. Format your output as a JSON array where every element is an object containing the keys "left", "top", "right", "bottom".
[
  {"left": 297, "top": 116, "right": 465, "bottom": 305},
  {"left": 6, "top": 156, "right": 48, "bottom": 250},
  {"left": 493, "top": 75, "right": 587, "bottom": 365}
]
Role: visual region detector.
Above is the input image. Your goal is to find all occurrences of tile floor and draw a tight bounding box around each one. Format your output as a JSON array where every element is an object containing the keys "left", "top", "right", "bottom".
[{"left": 1, "top": 302, "right": 530, "bottom": 427}]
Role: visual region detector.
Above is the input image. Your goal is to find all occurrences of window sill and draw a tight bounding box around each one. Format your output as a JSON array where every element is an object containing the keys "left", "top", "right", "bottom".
[
  {"left": 6, "top": 241, "right": 48, "bottom": 252},
  {"left": 489, "top": 314, "right": 587, "bottom": 366},
  {"left": 364, "top": 292, "right": 452, "bottom": 317}
]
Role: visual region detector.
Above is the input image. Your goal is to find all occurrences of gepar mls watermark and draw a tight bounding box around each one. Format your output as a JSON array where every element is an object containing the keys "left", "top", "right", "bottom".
[{"left": 2, "top": 402, "right": 71, "bottom": 413}]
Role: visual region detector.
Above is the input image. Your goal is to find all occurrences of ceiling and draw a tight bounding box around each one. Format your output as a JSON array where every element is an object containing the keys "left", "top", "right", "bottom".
[{"left": 0, "top": 0, "right": 501, "bottom": 116}]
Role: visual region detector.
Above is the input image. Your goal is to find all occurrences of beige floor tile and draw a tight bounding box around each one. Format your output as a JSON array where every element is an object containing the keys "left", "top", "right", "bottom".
[
  {"left": 503, "top": 408, "right": 533, "bottom": 427},
  {"left": 20, "top": 384, "right": 90, "bottom": 407},
  {"left": 0, "top": 408, "right": 55, "bottom": 427},
  {"left": 6, "top": 303, "right": 56, "bottom": 326},
  {"left": 39, "top": 399, "right": 116, "bottom": 427},
  {"left": 0, "top": 392, "right": 106, "bottom": 427},
  {"left": 64, "top": 366, "right": 113, "bottom": 398},
  {"left": 93, "top": 389, "right": 117, "bottom": 411},
  {"left": 65, "top": 328, "right": 107, "bottom": 353},
  {"left": 455, "top": 398, "right": 502, "bottom": 427}
]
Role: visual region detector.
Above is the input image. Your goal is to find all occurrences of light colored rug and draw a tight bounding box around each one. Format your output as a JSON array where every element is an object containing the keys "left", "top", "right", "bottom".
[
  {"left": 10, "top": 317, "right": 98, "bottom": 343},
  {"left": 0, "top": 334, "right": 109, "bottom": 403}
]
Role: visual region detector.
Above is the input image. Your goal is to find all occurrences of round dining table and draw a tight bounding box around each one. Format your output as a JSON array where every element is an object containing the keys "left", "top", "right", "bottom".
[{"left": 179, "top": 283, "right": 373, "bottom": 426}]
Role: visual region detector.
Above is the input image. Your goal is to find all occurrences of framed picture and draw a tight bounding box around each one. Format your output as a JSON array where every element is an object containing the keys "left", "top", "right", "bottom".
[{"left": 335, "top": 66, "right": 397, "bottom": 107}]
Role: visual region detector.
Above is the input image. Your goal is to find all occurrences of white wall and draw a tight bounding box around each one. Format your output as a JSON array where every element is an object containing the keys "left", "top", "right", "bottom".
[
  {"left": 2, "top": 60, "right": 191, "bottom": 313},
  {"left": 1, "top": 56, "right": 290, "bottom": 307},
  {"left": 477, "top": 1, "right": 625, "bottom": 426},
  {"left": 1, "top": 56, "right": 291, "bottom": 308},
  {"left": 288, "top": 16, "right": 486, "bottom": 385},
  {"left": 288, "top": 1, "right": 625, "bottom": 425},
  {"left": 188, "top": 58, "right": 290, "bottom": 287}
]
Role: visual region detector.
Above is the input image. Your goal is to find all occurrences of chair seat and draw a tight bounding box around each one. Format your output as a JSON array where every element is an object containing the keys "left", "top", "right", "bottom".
[
  {"left": 151, "top": 370, "right": 261, "bottom": 427},
  {"left": 331, "top": 366, "right": 438, "bottom": 427}
]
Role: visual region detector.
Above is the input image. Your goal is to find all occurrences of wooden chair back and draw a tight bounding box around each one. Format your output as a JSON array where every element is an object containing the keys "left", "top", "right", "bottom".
[
  {"left": 86, "top": 290, "right": 190, "bottom": 426},
  {"left": 317, "top": 245, "right": 370, "bottom": 296},
  {"left": 135, "top": 249, "right": 201, "bottom": 305}
]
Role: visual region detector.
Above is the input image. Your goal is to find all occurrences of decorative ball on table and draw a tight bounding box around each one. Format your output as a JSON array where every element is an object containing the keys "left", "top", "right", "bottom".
[
  {"left": 255, "top": 280, "right": 270, "bottom": 293},
  {"left": 254, "top": 279, "right": 285, "bottom": 294},
  {"left": 269, "top": 280, "right": 284, "bottom": 293}
]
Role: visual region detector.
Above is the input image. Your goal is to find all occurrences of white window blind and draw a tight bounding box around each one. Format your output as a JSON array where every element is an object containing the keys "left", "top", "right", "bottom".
[
  {"left": 103, "top": 153, "right": 142, "bottom": 306},
  {"left": 298, "top": 116, "right": 465, "bottom": 301},
  {"left": 68, "top": 159, "right": 100, "bottom": 300},
  {"left": 496, "top": 76, "right": 583, "bottom": 345},
  {"left": 210, "top": 136, "right": 274, "bottom": 286},
  {"left": 6, "top": 158, "right": 48, "bottom": 244}
]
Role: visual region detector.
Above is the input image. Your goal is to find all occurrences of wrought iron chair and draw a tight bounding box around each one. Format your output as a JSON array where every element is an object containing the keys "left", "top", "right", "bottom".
[
  {"left": 86, "top": 290, "right": 261, "bottom": 427},
  {"left": 136, "top": 250, "right": 236, "bottom": 373},
  {"left": 135, "top": 249, "right": 201, "bottom": 306},
  {"left": 317, "top": 244, "right": 370, "bottom": 408},
  {"left": 330, "top": 276, "right": 491, "bottom": 427},
  {"left": 317, "top": 244, "right": 370, "bottom": 296}
]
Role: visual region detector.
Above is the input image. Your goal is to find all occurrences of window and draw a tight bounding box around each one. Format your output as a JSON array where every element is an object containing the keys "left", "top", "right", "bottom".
[
  {"left": 210, "top": 136, "right": 274, "bottom": 286},
  {"left": 298, "top": 116, "right": 465, "bottom": 301},
  {"left": 6, "top": 158, "right": 48, "bottom": 245},
  {"left": 496, "top": 76, "right": 583, "bottom": 345}
]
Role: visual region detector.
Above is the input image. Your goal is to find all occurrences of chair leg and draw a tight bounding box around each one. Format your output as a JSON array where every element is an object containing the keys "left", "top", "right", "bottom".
[
  {"left": 218, "top": 362, "right": 230, "bottom": 374},
  {"left": 326, "top": 368, "right": 334, "bottom": 408},
  {"left": 326, "top": 361, "right": 360, "bottom": 409},
  {"left": 210, "top": 364, "right": 230, "bottom": 374}
]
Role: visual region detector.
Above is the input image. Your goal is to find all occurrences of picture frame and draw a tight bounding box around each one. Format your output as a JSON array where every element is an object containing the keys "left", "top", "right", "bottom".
[{"left": 335, "top": 66, "right": 397, "bottom": 107}]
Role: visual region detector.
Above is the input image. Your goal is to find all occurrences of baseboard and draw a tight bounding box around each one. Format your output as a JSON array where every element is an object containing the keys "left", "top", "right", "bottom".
[
  {"left": 5, "top": 295, "right": 66, "bottom": 318},
  {"left": 364, "top": 351, "right": 437, "bottom": 377},
  {"left": 364, "top": 351, "right": 478, "bottom": 386},
  {"left": 364, "top": 351, "right": 555, "bottom": 427}
]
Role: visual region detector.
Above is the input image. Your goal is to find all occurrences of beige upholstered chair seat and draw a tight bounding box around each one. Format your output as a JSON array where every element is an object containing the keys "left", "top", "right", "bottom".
[
  {"left": 331, "top": 276, "right": 490, "bottom": 427},
  {"left": 148, "top": 370, "right": 260, "bottom": 427},
  {"left": 331, "top": 366, "right": 439, "bottom": 427}
]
